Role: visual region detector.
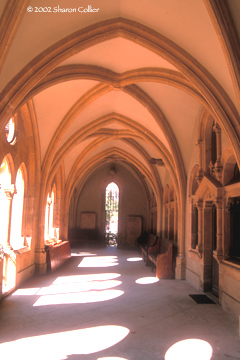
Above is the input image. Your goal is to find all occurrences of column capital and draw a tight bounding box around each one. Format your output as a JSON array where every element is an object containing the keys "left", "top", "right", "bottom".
[
  {"left": 4, "top": 184, "right": 17, "bottom": 199},
  {"left": 215, "top": 198, "right": 223, "bottom": 209},
  {"left": 213, "top": 122, "right": 221, "bottom": 134},
  {"left": 196, "top": 139, "right": 203, "bottom": 147},
  {"left": 204, "top": 200, "right": 214, "bottom": 209},
  {"left": 47, "top": 195, "right": 52, "bottom": 206},
  {"left": 196, "top": 199, "right": 203, "bottom": 210}
]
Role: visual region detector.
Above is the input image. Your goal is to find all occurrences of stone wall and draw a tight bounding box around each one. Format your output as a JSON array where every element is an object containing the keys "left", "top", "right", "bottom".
[{"left": 70, "top": 162, "right": 148, "bottom": 247}]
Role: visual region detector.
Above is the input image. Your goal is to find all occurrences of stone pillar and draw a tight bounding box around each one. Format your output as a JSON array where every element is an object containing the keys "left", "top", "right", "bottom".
[
  {"left": 200, "top": 201, "right": 213, "bottom": 292},
  {"left": 213, "top": 122, "right": 223, "bottom": 181},
  {"left": 164, "top": 204, "right": 168, "bottom": 238},
  {"left": 196, "top": 140, "right": 203, "bottom": 183},
  {"left": 46, "top": 195, "right": 52, "bottom": 239},
  {"left": 174, "top": 199, "right": 178, "bottom": 243},
  {"left": 55, "top": 196, "right": 61, "bottom": 239},
  {"left": 175, "top": 255, "right": 186, "bottom": 280},
  {"left": 223, "top": 200, "right": 231, "bottom": 257},
  {"left": 196, "top": 200, "right": 203, "bottom": 256},
  {"left": 191, "top": 203, "right": 198, "bottom": 249},
  {"left": 215, "top": 199, "right": 223, "bottom": 258},
  {"left": 167, "top": 202, "right": 170, "bottom": 240},
  {"left": 4, "top": 185, "right": 17, "bottom": 249}
]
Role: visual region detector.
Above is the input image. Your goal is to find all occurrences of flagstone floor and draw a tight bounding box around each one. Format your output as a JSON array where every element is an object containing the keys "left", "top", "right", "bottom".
[{"left": 0, "top": 246, "right": 239, "bottom": 360}]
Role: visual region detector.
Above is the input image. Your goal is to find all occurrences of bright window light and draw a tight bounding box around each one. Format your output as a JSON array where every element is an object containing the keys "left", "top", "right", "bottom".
[
  {"left": 11, "top": 167, "right": 24, "bottom": 249},
  {"left": 127, "top": 257, "right": 143, "bottom": 262},
  {"left": 135, "top": 277, "right": 159, "bottom": 284},
  {"left": 165, "top": 339, "right": 213, "bottom": 360},
  {"left": 79, "top": 256, "right": 119, "bottom": 267},
  {"left": 0, "top": 325, "right": 130, "bottom": 359}
]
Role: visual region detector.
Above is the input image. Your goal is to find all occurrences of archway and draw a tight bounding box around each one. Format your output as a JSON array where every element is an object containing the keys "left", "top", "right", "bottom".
[{"left": 105, "top": 182, "right": 119, "bottom": 247}]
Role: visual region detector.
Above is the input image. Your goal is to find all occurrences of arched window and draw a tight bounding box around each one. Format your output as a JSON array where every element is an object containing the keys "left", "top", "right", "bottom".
[
  {"left": 44, "top": 184, "right": 57, "bottom": 240},
  {"left": 11, "top": 167, "right": 25, "bottom": 249},
  {"left": 0, "top": 158, "right": 12, "bottom": 246},
  {"left": 49, "top": 184, "right": 56, "bottom": 238},
  {"left": 5, "top": 118, "right": 17, "bottom": 145},
  {"left": 105, "top": 182, "right": 119, "bottom": 246}
]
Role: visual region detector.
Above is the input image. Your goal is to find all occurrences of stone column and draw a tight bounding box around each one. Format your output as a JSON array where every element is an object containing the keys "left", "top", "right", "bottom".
[
  {"left": 4, "top": 185, "right": 17, "bottom": 249},
  {"left": 196, "top": 200, "right": 203, "bottom": 256},
  {"left": 196, "top": 140, "right": 203, "bottom": 183},
  {"left": 46, "top": 195, "right": 52, "bottom": 239},
  {"left": 167, "top": 202, "right": 170, "bottom": 240},
  {"left": 201, "top": 201, "right": 213, "bottom": 292},
  {"left": 223, "top": 200, "right": 231, "bottom": 257},
  {"left": 164, "top": 204, "right": 168, "bottom": 238},
  {"left": 215, "top": 199, "right": 223, "bottom": 258},
  {"left": 174, "top": 199, "right": 178, "bottom": 243},
  {"left": 213, "top": 122, "right": 223, "bottom": 181},
  {"left": 191, "top": 203, "right": 198, "bottom": 249}
]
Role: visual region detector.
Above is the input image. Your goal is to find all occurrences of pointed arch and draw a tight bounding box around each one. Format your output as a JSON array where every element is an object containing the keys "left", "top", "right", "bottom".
[
  {"left": 105, "top": 182, "right": 119, "bottom": 246},
  {"left": 0, "top": 155, "right": 14, "bottom": 247},
  {"left": 11, "top": 163, "right": 27, "bottom": 249}
]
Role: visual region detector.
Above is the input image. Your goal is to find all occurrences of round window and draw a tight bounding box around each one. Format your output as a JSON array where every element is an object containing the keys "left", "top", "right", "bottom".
[{"left": 5, "top": 118, "right": 17, "bottom": 144}]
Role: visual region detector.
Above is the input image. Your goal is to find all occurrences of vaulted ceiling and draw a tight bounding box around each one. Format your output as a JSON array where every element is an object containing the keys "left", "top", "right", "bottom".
[{"left": 0, "top": 0, "right": 239, "bottom": 202}]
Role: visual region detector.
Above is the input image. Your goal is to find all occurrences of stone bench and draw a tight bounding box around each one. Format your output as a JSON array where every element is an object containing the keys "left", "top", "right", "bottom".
[{"left": 147, "top": 238, "right": 173, "bottom": 279}]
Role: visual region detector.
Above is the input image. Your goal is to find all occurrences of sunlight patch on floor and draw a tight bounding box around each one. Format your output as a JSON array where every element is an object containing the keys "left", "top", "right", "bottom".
[
  {"left": 0, "top": 325, "right": 130, "bottom": 360},
  {"left": 13, "top": 287, "right": 40, "bottom": 296},
  {"left": 53, "top": 273, "right": 121, "bottom": 285},
  {"left": 135, "top": 277, "right": 159, "bottom": 284},
  {"left": 79, "top": 256, "right": 119, "bottom": 267},
  {"left": 71, "top": 251, "right": 97, "bottom": 256},
  {"left": 36, "top": 279, "right": 122, "bottom": 296},
  {"left": 33, "top": 289, "right": 124, "bottom": 306},
  {"left": 97, "top": 357, "right": 128, "bottom": 360},
  {"left": 165, "top": 339, "right": 213, "bottom": 360},
  {"left": 127, "top": 257, "right": 143, "bottom": 262},
  {"left": 33, "top": 272, "right": 123, "bottom": 306}
]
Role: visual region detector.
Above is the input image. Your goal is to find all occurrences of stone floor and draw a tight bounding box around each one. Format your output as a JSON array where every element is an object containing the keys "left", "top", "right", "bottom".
[{"left": 0, "top": 246, "right": 240, "bottom": 360}]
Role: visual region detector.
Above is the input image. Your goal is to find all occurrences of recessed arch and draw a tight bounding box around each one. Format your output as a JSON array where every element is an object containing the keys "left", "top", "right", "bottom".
[
  {"left": 189, "top": 164, "right": 199, "bottom": 197},
  {"left": 222, "top": 154, "right": 240, "bottom": 186},
  {"left": 61, "top": 148, "right": 156, "bottom": 240},
  {"left": 50, "top": 112, "right": 173, "bottom": 173},
  {"left": 11, "top": 163, "right": 27, "bottom": 249},
  {"left": 0, "top": 155, "right": 14, "bottom": 248},
  {"left": 39, "top": 83, "right": 186, "bottom": 235}
]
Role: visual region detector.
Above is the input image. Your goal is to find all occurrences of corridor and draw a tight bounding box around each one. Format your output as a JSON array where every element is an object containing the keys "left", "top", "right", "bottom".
[{"left": 0, "top": 246, "right": 239, "bottom": 360}]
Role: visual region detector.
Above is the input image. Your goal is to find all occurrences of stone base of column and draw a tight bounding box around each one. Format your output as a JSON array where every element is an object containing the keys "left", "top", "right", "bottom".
[
  {"left": 175, "top": 254, "right": 186, "bottom": 280},
  {"left": 213, "top": 249, "right": 223, "bottom": 257},
  {"left": 35, "top": 249, "right": 47, "bottom": 275}
]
